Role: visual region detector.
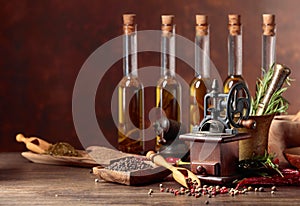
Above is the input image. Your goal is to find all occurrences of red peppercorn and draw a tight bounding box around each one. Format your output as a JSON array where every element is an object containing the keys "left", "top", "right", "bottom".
[{"left": 220, "top": 189, "right": 228, "bottom": 194}]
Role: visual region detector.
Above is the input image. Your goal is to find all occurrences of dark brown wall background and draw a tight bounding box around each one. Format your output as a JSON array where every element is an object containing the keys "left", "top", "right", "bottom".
[{"left": 1, "top": 0, "right": 299, "bottom": 152}]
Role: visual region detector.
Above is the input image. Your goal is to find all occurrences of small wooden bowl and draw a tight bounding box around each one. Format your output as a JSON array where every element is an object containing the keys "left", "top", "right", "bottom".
[
  {"left": 283, "top": 147, "right": 300, "bottom": 170},
  {"left": 269, "top": 115, "right": 300, "bottom": 168}
]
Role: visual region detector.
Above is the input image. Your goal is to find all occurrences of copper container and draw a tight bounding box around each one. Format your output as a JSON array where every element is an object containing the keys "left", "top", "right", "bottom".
[{"left": 238, "top": 114, "right": 275, "bottom": 160}]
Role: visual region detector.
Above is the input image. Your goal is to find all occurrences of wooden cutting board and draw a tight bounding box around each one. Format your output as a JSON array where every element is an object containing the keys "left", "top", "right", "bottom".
[
  {"left": 21, "top": 151, "right": 98, "bottom": 168},
  {"left": 21, "top": 146, "right": 138, "bottom": 168}
]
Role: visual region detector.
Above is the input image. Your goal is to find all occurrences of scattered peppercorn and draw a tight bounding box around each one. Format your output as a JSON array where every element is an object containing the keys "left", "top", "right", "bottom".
[
  {"left": 195, "top": 193, "right": 201, "bottom": 198},
  {"left": 271, "top": 186, "right": 277, "bottom": 191},
  {"left": 205, "top": 200, "right": 209, "bottom": 204},
  {"left": 153, "top": 182, "right": 279, "bottom": 199},
  {"left": 148, "top": 189, "right": 153, "bottom": 196},
  {"left": 247, "top": 186, "right": 253, "bottom": 191}
]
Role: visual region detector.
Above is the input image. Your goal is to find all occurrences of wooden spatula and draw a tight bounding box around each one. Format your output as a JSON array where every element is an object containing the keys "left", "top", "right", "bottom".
[
  {"left": 16, "top": 133, "right": 52, "bottom": 154},
  {"left": 146, "top": 151, "right": 200, "bottom": 188}
]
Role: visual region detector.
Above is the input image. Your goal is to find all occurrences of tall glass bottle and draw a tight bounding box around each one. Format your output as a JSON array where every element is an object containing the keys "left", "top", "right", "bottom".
[
  {"left": 223, "top": 14, "right": 246, "bottom": 93},
  {"left": 118, "top": 14, "right": 144, "bottom": 154},
  {"left": 156, "top": 15, "right": 182, "bottom": 151},
  {"left": 190, "top": 15, "right": 210, "bottom": 132},
  {"left": 261, "top": 14, "right": 276, "bottom": 77}
]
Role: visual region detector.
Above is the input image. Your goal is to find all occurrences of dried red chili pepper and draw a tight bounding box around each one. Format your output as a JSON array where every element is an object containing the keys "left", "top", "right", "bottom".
[{"left": 236, "top": 168, "right": 300, "bottom": 189}]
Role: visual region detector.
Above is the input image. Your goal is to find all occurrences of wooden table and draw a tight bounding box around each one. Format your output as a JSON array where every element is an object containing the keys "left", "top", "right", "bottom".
[{"left": 1, "top": 153, "right": 300, "bottom": 205}]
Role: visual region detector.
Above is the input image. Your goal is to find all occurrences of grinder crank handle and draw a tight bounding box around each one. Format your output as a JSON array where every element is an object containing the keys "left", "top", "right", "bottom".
[{"left": 238, "top": 119, "right": 256, "bottom": 129}]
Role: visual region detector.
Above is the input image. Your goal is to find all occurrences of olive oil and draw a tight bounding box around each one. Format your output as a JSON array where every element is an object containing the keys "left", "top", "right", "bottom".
[
  {"left": 118, "top": 82, "right": 144, "bottom": 153},
  {"left": 117, "top": 14, "right": 144, "bottom": 154},
  {"left": 190, "top": 15, "right": 210, "bottom": 131},
  {"left": 223, "top": 75, "right": 245, "bottom": 93},
  {"left": 156, "top": 15, "right": 182, "bottom": 152},
  {"left": 156, "top": 79, "right": 181, "bottom": 122},
  {"left": 190, "top": 77, "right": 207, "bottom": 130}
]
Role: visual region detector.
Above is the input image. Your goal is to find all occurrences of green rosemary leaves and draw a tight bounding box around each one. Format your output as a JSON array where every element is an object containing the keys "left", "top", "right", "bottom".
[{"left": 251, "top": 65, "right": 292, "bottom": 115}]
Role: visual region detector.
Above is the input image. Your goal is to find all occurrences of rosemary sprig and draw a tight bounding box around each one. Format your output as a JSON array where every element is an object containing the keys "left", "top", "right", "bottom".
[
  {"left": 238, "top": 151, "right": 283, "bottom": 177},
  {"left": 250, "top": 65, "right": 293, "bottom": 115},
  {"left": 253, "top": 151, "right": 283, "bottom": 177}
]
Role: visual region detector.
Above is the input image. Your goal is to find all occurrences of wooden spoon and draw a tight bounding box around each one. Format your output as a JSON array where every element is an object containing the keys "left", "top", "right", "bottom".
[
  {"left": 16, "top": 133, "right": 52, "bottom": 154},
  {"left": 146, "top": 151, "right": 200, "bottom": 188}
]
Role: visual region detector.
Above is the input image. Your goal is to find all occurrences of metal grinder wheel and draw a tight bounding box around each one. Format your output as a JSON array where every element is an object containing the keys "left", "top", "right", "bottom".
[{"left": 226, "top": 82, "right": 251, "bottom": 128}]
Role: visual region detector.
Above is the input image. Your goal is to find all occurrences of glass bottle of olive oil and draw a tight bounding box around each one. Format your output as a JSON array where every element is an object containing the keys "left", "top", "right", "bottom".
[
  {"left": 223, "top": 14, "right": 246, "bottom": 94},
  {"left": 156, "top": 15, "right": 182, "bottom": 150},
  {"left": 118, "top": 14, "right": 144, "bottom": 154},
  {"left": 261, "top": 14, "right": 276, "bottom": 77},
  {"left": 190, "top": 15, "right": 210, "bottom": 132}
]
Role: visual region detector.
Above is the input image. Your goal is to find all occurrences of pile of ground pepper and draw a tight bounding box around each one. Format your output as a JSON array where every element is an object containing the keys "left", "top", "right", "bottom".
[
  {"left": 106, "top": 156, "right": 153, "bottom": 172},
  {"left": 45, "top": 142, "right": 82, "bottom": 157}
]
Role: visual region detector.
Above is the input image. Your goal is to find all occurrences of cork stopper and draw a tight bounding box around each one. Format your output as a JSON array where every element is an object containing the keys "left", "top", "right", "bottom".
[
  {"left": 123, "top": 14, "right": 136, "bottom": 34},
  {"left": 196, "top": 15, "right": 208, "bottom": 36},
  {"left": 262, "top": 14, "right": 276, "bottom": 36},
  {"left": 228, "top": 14, "right": 241, "bottom": 35},
  {"left": 196, "top": 15, "right": 207, "bottom": 25},
  {"left": 161, "top": 15, "right": 174, "bottom": 34},
  {"left": 161, "top": 15, "right": 174, "bottom": 25}
]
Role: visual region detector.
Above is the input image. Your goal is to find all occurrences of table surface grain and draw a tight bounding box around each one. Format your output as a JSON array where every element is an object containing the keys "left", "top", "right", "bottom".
[{"left": 1, "top": 152, "right": 300, "bottom": 206}]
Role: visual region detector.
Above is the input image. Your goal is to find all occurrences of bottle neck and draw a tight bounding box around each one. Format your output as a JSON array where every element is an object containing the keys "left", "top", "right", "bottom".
[
  {"left": 228, "top": 29, "right": 242, "bottom": 76},
  {"left": 123, "top": 24, "right": 137, "bottom": 77},
  {"left": 262, "top": 31, "right": 276, "bottom": 77},
  {"left": 161, "top": 25, "right": 175, "bottom": 77},
  {"left": 195, "top": 27, "right": 210, "bottom": 78}
]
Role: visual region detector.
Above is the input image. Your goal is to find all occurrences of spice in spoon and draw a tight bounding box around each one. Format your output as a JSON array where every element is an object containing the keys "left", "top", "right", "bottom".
[{"left": 45, "top": 142, "right": 82, "bottom": 157}]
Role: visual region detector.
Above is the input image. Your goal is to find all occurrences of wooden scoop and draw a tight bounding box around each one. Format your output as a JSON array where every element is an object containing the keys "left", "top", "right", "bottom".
[
  {"left": 16, "top": 133, "right": 52, "bottom": 154},
  {"left": 146, "top": 151, "right": 200, "bottom": 188}
]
